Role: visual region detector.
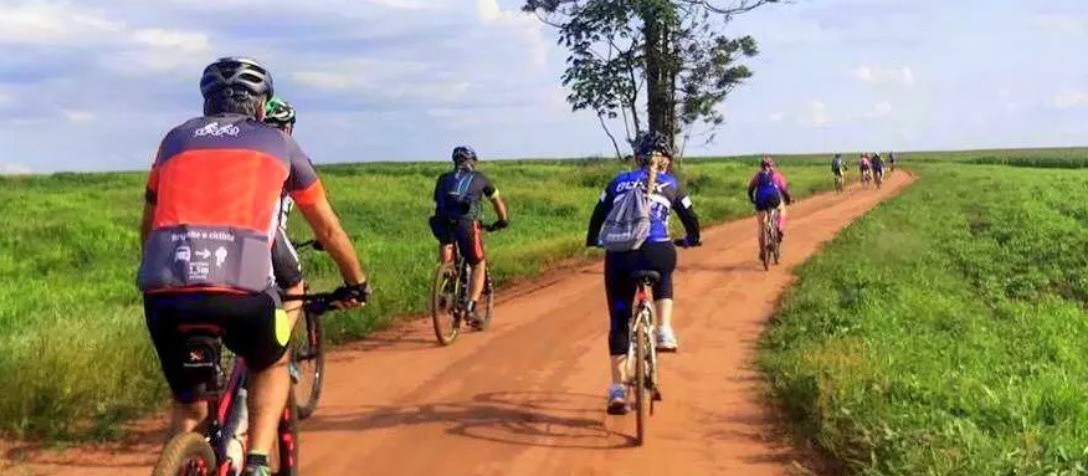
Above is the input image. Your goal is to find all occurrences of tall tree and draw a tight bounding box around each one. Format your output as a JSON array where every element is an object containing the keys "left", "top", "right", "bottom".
[{"left": 523, "top": 0, "right": 774, "bottom": 158}]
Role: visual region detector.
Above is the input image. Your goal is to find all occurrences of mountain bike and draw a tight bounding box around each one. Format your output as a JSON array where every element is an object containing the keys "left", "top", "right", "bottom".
[
  {"left": 874, "top": 168, "right": 884, "bottom": 189},
  {"left": 860, "top": 169, "right": 872, "bottom": 189},
  {"left": 430, "top": 222, "right": 502, "bottom": 345},
  {"left": 834, "top": 172, "right": 845, "bottom": 193},
  {"left": 760, "top": 208, "right": 781, "bottom": 271},
  {"left": 150, "top": 291, "right": 346, "bottom": 476},
  {"left": 622, "top": 238, "right": 699, "bottom": 446},
  {"left": 287, "top": 239, "right": 327, "bottom": 420}
]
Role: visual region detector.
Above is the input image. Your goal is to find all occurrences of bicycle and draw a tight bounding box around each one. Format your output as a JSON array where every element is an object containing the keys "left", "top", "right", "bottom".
[
  {"left": 834, "top": 172, "right": 845, "bottom": 193},
  {"left": 860, "top": 169, "right": 872, "bottom": 189},
  {"left": 150, "top": 291, "right": 346, "bottom": 476},
  {"left": 286, "top": 239, "right": 327, "bottom": 420},
  {"left": 622, "top": 238, "right": 699, "bottom": 446},
  {"left": 430, "top": 222, "right": 502, "bottom": 345},
  {"left": 760, "top": 208, "right": 781, "bottom": 271},
  {"left": 874, "top": 169, "right": 884, "bottom": 189}
]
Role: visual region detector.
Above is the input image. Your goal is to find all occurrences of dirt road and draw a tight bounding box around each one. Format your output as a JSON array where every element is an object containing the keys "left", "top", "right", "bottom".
[{"left": 3, "top": 171, "right": 913, "bottom": 476}]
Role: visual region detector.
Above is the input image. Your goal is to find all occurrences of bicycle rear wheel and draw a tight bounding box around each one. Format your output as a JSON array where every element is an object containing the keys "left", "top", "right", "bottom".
[
  {"left": 761, "top": 221, "right": 772, "bottom": 272},
  {"left": 431, "top": 262, "right": 461, "bottom": 345},
  {"left": 633, "top": 311, "right": 649, "bottom": 446},
  {"left": 291, "top": 310, "right": 324, "bottom": 420},
  {"left": 151, "top": 432, "right": 217, "bottom": 476}
]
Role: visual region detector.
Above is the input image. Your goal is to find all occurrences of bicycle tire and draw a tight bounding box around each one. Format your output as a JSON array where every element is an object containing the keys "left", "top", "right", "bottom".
[
  {"left": 151, "top": 431, "right": 217, "bottom": 476},
  {"left": 475, "top": 270, "right": 494, "bottom": 331},
  {"left": 272, "top": 393, "right": 300, "bottom": 476},
  {"left": 293, "top": 310, "right": 324, "bottom": 420},
  {"left": 431, "top": 262, "right": 460, "bottom": 345},
  {"left": 634, "top": 310, "right": 649, "bottom": 446},
  {"left": 761, "top": 219, "right": 772, "bottom": 272}
]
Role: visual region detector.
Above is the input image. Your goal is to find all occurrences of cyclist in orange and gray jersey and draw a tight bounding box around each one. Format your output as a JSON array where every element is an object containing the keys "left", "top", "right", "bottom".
[{"left": 138, "top": 57, "right": 370, "bottom": 476}]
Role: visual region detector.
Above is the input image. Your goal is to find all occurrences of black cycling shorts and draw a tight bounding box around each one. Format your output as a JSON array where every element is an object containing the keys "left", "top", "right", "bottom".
[
  {"left": 603, "top": 241, "right": 677, "bottom": 355},
  {"left": 271, "top": 228, "right": 303, "bottom": 289},
  {"left": 144, "top": 291, "right": 289, "bottom": 403},
  {"left": 429, "top": 216, "right": 485, "bottom": 265},
  {"left": 754, "top": 192, "right": 782, "bottom": 212}
]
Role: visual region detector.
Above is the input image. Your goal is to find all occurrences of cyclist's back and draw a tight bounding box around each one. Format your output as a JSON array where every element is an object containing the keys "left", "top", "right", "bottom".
[
  {"left": 831, "top": 155, "right": 845, "bottom": 175},
  {"left": 433, "top": 168, "right": 495, "bottom": 223}
]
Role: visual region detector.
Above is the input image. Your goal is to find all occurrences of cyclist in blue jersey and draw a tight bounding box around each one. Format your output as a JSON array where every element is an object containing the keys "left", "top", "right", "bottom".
[{"left": 585, "top": 131, "right": 701, "bottom": 414}]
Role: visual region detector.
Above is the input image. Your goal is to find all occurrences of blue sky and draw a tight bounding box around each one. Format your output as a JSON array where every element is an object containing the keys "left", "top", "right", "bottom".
[{"left": 0, "top": 0, "right": 1085, "bottom": 173}]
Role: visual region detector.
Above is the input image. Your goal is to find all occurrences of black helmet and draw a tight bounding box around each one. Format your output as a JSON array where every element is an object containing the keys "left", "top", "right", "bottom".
[
  {"left": 200, "top": 56, "right": 274, "bottom": 100},
  {"left": 634, "top": 131, "right": 673, "bottom": 166},
  {"left": 451, "top": 146, "right": 478, "bottom": 164}
]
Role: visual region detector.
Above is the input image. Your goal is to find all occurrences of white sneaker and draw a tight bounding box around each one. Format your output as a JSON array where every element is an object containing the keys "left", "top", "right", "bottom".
[
  {"left": 606, "top": 384, "right": 627, "bottom": 415},
  {"left": 657, "top": 326, "right": 679, "bottom": 352}
]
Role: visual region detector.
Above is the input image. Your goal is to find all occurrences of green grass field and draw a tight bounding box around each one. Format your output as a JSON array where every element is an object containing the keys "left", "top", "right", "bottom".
[
  {"left": 0, "top": 157, "right": 839, "bottom": 440},
  {"left": 760, "top": 160, "right": 1088, "bottom": 474}
]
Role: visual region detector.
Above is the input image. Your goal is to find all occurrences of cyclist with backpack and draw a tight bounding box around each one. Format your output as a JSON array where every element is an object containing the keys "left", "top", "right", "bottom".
[
  {"left": 585, "top": 131, "right": 701, "bottom": 414},
  {"left": 428, "top": 146, "right": 510, "bottom": 326},
  {"left": 871, "top": 152, "right": 886, "bottom": 183},
  {"left": 747, "top": 156, "right": 793, "bottom": 255},
  {"left": 831, "top": 153, "right": 847, "bottom": 191}
]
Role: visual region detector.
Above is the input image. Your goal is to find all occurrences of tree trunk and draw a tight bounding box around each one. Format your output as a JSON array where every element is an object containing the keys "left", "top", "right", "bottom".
[{"left": 643, "top": 8, "right": 666, "bottom": 138}]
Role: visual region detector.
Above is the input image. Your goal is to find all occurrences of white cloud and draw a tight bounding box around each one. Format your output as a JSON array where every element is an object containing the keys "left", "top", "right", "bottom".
[
  {"left": 853, "top": 65, "right": 915, "bottom": 87},
  {"left": 873, "top": 100, "right": 892, "bottom": 117},
  {"left": 1052, "top": 91, "right": 1088, "bottom": 109},
  {"left": 768, "top": 112, "right": 785, "bottom": 123},
  {"left": 799, "top": 100, "right": 830, "bottom": 127},
  {"left": 475, "top": 0, "right": 547, "bottom": 67},
  {"left": 131, "top": 28, "right": 209, "bottom": 52},
  {"left": 0, "top": 3, "right": 123, "bottom": 45},
  {"left": 0, "top": 162, "right": 34, "bottom": 175},
  {"left": 1032, "top": 14, "right": 1086, "bottom": 34},
  {"left": 293, "top": 71, "right": 357, "bottom": 90},
  {"left": 62, "top": 110, "right": 96, "bottom": 123}
]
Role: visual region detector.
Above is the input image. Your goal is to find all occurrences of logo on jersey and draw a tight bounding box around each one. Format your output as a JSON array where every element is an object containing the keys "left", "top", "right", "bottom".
[{"left": 193, "top": 122, "right": 240, "bottom": 138}]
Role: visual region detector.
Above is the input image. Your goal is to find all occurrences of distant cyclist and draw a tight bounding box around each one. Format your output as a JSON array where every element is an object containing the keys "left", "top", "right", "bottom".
[
  {"left": 888, "top": 151, "right": 896, "bottom": 172},
  {"left": 831, "top": 153, "right": 847, "bottom": 191},
  {"left": 138, "top": 57, "right": 370, "bottom": 476},
  {"left": 747, "top": 156, "right": 792, "bottom": 253},
  {"left": 428, "top": 146, "right": 510, "bottom": 326},
  {"left": 262, "top": 96, "right": 306, "bottom": 334},
  {"left": 585, "top": 131, "right": 700, "bottom": 414},
  {"left": 859, "top": 153, "right": 872, "bottom": 184},
  {"left": 871, "top": 153, "right": 885, "bottom": 183}
]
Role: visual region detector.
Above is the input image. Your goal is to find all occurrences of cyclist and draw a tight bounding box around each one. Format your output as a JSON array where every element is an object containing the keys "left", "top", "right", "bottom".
[
  {"left": 428, "top": 146, "right": 510, "bottom": 326},
  {"left": 138, "top": 57, "right": 371, "bottom": 476},
  {"left": 831, "top": 153, "right": 847, "bottom": 190},
  {"left": 747, "top": 156, "right": 792, "bottom": 255},
  {"left": 888, "top": 151, "right": 896, "bottom": 172},
  {"left": 262, "top": 96, "right": 306, "bottom": 332},
  {"left": 585, "top": 131, "right": 701, "bottom": 414},
  {"left": 871, "top": 152, "right": 885, "bottom": 183},
  {"left": 859, "top": 153, "right": 872, "bottom": 184}
]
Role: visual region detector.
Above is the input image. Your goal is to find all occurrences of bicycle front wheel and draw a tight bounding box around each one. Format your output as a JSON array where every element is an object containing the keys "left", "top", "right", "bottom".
[
  {"left": 474, "top": 270, "right": 495, "bottom": 331},
  {"left": 151, "top": 432, "right": 217, "bottom": 476},
  {"left": 431, "top": 262, "right": 460, "bottom": 345},
  {"left": 291, "top": 310, "right": 324, "bottom": 420}
]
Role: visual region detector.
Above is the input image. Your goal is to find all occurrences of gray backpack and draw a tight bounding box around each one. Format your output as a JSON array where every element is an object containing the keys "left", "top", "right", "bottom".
[{"left": 600, "top": 183, "right": 651, "bottom": 252}]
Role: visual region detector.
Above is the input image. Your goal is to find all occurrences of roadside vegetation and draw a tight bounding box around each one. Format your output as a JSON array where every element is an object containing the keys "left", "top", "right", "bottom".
[
  {"left": 761, "top": 162, "right": 1088, "bottom": 474},
  {"left": 0, "top": 157, "right": 838, "bottom": 440}
]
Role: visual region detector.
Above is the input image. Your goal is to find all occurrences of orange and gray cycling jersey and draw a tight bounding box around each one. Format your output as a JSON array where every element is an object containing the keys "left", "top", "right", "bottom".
[{"left": 137, "top": 113, "right": 325, "bottom": 294}]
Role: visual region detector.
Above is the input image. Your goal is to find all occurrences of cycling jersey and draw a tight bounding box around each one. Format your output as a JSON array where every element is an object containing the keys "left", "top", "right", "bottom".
[
  {"left": 586, "top": 168, "right": 700, "bottom": 245},
  {"left": 747, "top": 168, "right": 792, "bottom": 209},
  {"left": 433, "top": 170, "right": 497, "bottom": 221},
  {"left": 859, "top": 158, "right": 871, "bottom": 170},
  {"left": 832, "top": 158, "right": 845, "bottom": 174},
  {"left": 872, "top": 157, "right": 885, "bottom": 171},
  {"left": 138, "top": 113, "right": 324, "bottom": 294}
]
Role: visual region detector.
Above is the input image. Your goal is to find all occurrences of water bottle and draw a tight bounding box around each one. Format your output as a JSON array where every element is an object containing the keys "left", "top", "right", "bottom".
[{"left": 224, "top": 387, "right": 249, "bottom": 474}]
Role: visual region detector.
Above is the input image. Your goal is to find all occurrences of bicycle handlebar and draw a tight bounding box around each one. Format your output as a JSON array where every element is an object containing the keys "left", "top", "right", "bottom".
[{"left": 291, "top": 239, "right": 324, "bottom": 252}]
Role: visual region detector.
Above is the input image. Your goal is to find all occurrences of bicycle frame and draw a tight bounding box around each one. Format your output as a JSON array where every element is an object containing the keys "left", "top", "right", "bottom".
[{"left": 628, "top": 280, "right": 659, "bottom": 400}]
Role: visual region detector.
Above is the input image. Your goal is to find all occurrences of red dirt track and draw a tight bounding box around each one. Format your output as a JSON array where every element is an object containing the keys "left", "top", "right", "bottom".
[{"left": 2, "top": 171, "right": 913, "bottom": 476}]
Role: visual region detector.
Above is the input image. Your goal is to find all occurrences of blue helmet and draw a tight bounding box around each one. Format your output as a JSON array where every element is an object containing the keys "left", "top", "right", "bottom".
[
  {"left": 634, "top": 131, "right": 673, "bottom": 166},
  {"left": 451, "top": 146, "right": 477, "bottom": 164}
]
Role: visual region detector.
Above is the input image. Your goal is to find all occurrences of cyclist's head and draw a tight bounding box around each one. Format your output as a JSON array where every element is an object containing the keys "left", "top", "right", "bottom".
[
  {"left": 834, "top": 153, "right": 842, "bottom": 159},
  {"left": 452, "top": 146, "right": 478, "bottom": 169},
  {"left": 760, "top": 155, "right": 774, "bottom": 169},
  {"left": 263, "top": 96, "right": 296, "bottom": 134},
  {"left": 634, "top": 131, "right": 673, "bottom": 168},
  {"left": 200, "top": 56, "right": 274, "bottom": 119}
]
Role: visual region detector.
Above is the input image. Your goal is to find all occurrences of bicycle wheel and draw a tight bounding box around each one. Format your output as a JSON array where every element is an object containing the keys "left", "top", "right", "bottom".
[
  {"left": 271, "top": 393, "right": 300, "bottom": 476},
  {"left": 431, "top": 262, "right": 460, "bottom": 345},
  {"left": 151, "top": 432, "right": 217, "bottom": 476},
  {"left": 761, "top": 221, "right": 771, "bottom": 272},
  {"left": 474, "top": 270, "right": 494, "bottom": 331},
  {"left": 633, "top": 309, "right": 649, "bottom": 446},
  {"left": 291, "top": 310, "right": 324, "bottom": 420}
]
